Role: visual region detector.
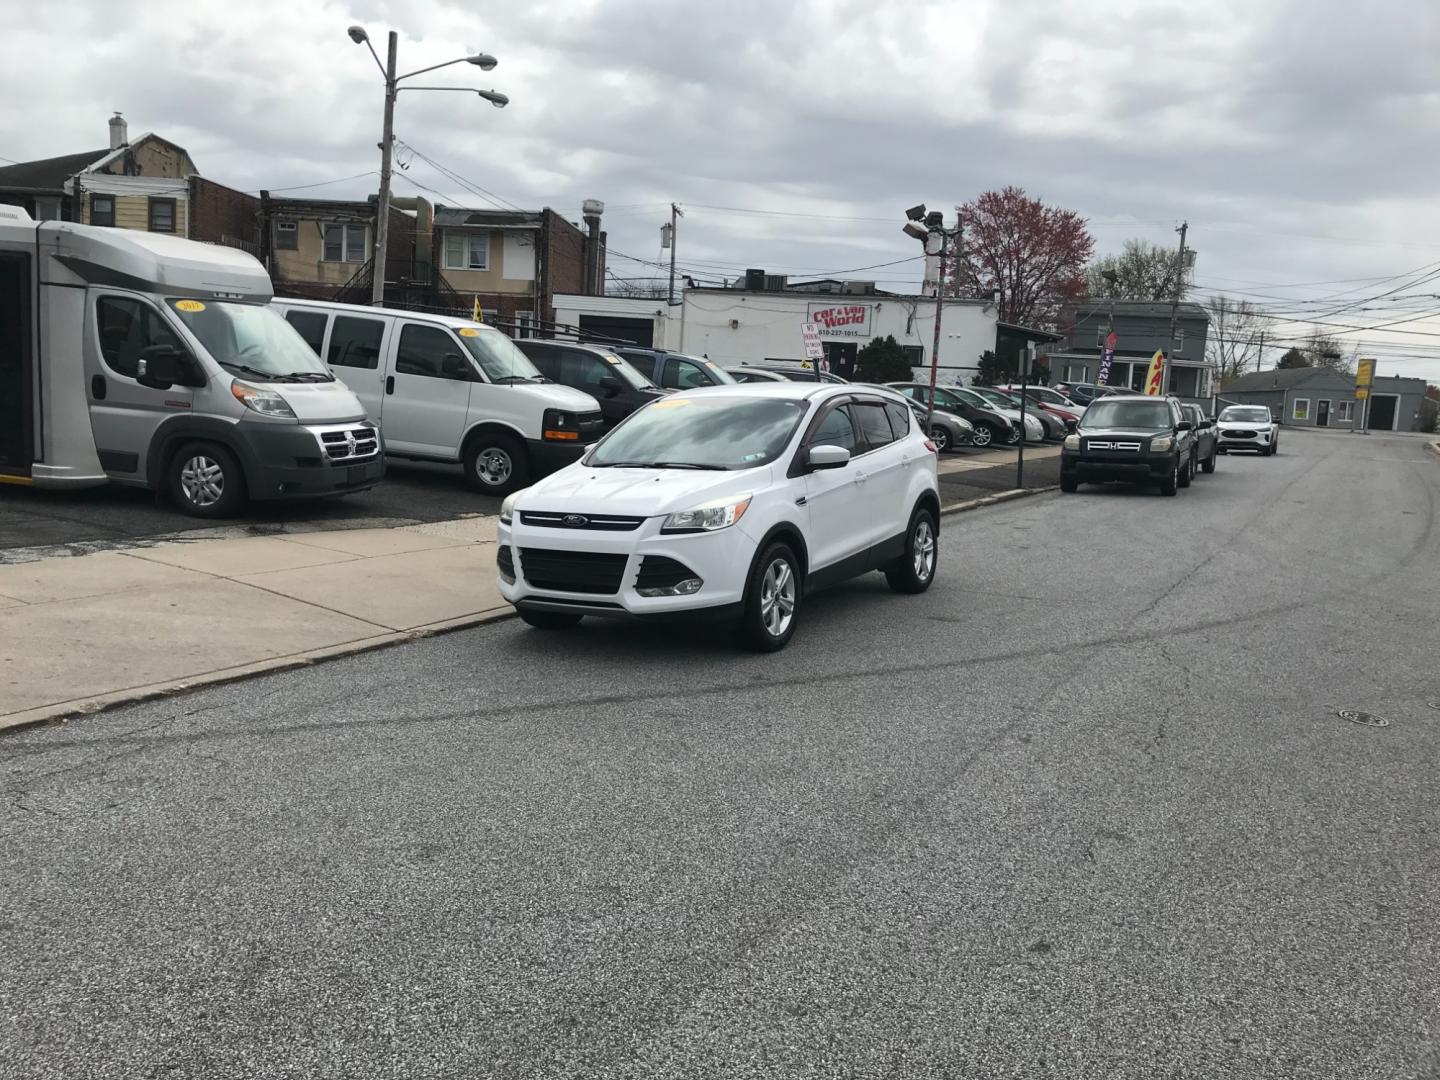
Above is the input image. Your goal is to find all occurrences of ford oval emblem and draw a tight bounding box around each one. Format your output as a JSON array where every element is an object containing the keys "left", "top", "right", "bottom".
[{"left": 563, "top": 514, "right": 589, "bottom": 527}]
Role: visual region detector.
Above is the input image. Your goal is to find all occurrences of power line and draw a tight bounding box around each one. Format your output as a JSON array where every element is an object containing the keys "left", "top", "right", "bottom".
[{"left": 251, "top": 170, "right": 378, "bottom": 194}]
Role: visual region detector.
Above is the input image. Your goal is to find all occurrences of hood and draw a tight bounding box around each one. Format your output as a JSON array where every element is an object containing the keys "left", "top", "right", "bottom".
[
  {"left": 518, "top": 463, "right": 767, "bottom": 518},
  {"left": 265, "top": 380, "right": 367, "bottom": 422},
  {"left": 531, "top": 382, "right": 602, "bottom": 412},
  {"left": 1079, "top": 426, "right": 1169, "bottom": 439},
  {"left": 1218, "top": 419, "right": 1272, "bottom": 430}
]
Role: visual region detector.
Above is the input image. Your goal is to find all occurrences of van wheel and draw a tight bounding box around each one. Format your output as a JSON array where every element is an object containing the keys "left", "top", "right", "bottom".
[
  {"left": 736, "top": 541, "right": 800, "bottom": 652},
  {"left": 170, "top": 441, "right": 247, "bottom": 518},
  {"left": 885, "top": 506, "right": 938, "bottom": 594},
  {"left": 464, "top": 432, "right": 529, "bottom": 496}
]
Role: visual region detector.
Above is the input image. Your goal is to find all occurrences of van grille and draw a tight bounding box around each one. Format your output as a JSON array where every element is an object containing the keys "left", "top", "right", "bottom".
[
  {"left": 316, "top": 425, "right": 380, "bottom": 462},
  {"left": 518, "top": 548, "right": 629, "bottom": 594}
]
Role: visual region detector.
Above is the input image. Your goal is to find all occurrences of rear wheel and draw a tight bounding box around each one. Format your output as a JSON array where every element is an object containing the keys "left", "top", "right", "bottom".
[
  {"left": 928, "top": 425, "right": 951, "bottom": 453},
  {"left": 169, "top": 441, "right": 247, "bottom": 518},
  {"left": 885, "top": 507, "right": 938, "bottom": 594},
  {"left": 519, "top": 609, "right": 582, "bottom": 630},
  {"left": 1004, "top": 424, "right": 1022, "bottom": 446},
  {"left": 736, "top": 541, "right": 800, "bottom": 652},
  {"left": 464, "top": 432, "right": 530, "bottom": 496}
]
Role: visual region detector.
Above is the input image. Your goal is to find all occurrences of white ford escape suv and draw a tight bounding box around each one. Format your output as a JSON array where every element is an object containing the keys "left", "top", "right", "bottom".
[{"left": 496, "top": 382, "right": 942, "bottom": 651}]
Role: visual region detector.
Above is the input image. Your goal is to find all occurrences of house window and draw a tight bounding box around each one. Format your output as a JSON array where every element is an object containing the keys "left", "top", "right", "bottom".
[
  {"left": 443, "top": 230, "right": 489, "bottom": 270},
  {"left": 900, "top": 345, "right": 923, "bottom": 369},
  {"left": 148, "top": 198, "right": 176, "bottom": 233},
  {"left": 275, "top": 220, "right": 298, "bottom": 251},
  {"left": 323, "top": 223, "right": 368, "bottom": 263},
  {"left": 1064, "top": 364, "right": 1087, "bottom": 382},
  {"left": 90, "top": 195, "right": 115, "bottom": 228},
  {"left": 1292, "top": 397, "right": 1310, "bottom": 421},
  {"left": 1335, "top": 400, "right": 1355, "bottom": 422}
]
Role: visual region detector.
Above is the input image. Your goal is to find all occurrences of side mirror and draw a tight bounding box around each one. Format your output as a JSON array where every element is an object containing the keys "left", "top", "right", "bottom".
[
  {"left": 442, "top": 354, "right": 472, "bottom": 380},
  {"left": 598, "top": 375, "right": 622, "bottom": 396},
  {"left": 806, "top": 444, "right": 851, "bottom": 471},
  {"left": 1176, "top": 420, "right": 1193, "bottom": 432},
  {"left": 136, "top": 345, "right": 184, "bottom": 389},
  {"left": 1200, "top": 419, "right": 1215, "bottom": 429}
]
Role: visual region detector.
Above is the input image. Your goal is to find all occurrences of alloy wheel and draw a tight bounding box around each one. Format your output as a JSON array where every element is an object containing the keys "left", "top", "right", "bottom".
[
  {"left": 179, "top": 455, "right": 224, "bottom": 507},
  {"left": 929, "top": 426, "right": 950, "bottom": 452},
  {"left": 913, "top": 519, "right": 936, "bottom": 582},
  {"left": 759, "top": 558, "right": 796, "bottom": 638},
  {"left": 972, "top": 426, "right": 993, "bottom": 447}
]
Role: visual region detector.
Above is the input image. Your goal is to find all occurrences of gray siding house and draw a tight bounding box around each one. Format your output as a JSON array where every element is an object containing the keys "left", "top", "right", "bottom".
[
  {"left": 1046, "top": 300, "right": 1211, "bottom": 399},
  {"left": 1221, "top": 367, "right": 1428, "bottom": 432}
]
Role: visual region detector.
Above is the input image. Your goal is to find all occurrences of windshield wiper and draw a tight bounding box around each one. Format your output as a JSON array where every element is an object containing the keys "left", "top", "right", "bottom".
[
  {"left": 220, "top": 361, "right": 296, "bottom": 382},
  {"left": 593, "top": 461, "right": 729, "bottom": 470},
  {"left": 283, "top": 371, "right": 334, "bottom": 382},
  {"left": 492, "top": 374, "right": 545, "bottom": 384}
]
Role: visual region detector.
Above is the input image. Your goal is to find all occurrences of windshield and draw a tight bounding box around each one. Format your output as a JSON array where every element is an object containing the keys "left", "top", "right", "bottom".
[
  {"left": 1220, "top": 406, "right": 1273, "bottom": 423},
  {"left": 1080, "top": 399, "right": 1173, "bottom": 429},
  {"left": 606, "top": 351, "right": 659, "bottom": 390},
  {"left": 167, "top": 299, "right": 331, "bottom": 380},
  {"left": 587, "top": 396, "right": 807, "bottom": 470},
  {"left": 456, "top": 326, "right": 544, "bottom": 382}
]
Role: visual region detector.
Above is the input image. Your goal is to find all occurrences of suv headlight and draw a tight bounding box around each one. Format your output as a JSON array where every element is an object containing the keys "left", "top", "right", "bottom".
[
  {"left": 661, "top": 494, "right": 752, "bottom": 534},
  {"left": 230, "top": 380, "right": 296, "bottom": 418},
  {"left": 500, "top": 491, "right": 521, "bottom": 525},
  {"left": 1151, "top": 435, "right": 1175, "bottom": 452},
  {"left": 1063, "top": 434, "right": 1080, "bottom": 449}
]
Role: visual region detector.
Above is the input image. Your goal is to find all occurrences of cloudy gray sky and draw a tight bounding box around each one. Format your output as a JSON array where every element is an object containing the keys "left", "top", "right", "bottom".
[{"left": 5, "top": 0, "right": 1440, "bottom": 384}]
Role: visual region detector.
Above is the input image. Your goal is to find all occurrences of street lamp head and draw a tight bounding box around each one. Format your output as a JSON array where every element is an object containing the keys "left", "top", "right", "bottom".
[
  {"left": 902, "top": 220, "right": 929, "bottom": 241},
  {"left": 477, "top": 90, "right": 509, "bottom": 107},
  {"left": 924, "top": 210, "right": 944, "bottom": 229},
  {"left": 347, "top": 25, "right": 369, "bottom": 44},
  {"left": 904, "top": 203, "right": 927, "bottom": 222},
  {"left": 467, "top": 53, "right": 499, "bottom": 71}
]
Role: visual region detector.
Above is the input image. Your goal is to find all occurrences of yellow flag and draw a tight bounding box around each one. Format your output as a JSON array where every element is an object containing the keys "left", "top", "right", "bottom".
[
  {"left": 472, "top": 297, "right": 483, "bottom": 323},
  {"left": 1144, "top": 349, "right": 1165, "bottom": 396}
]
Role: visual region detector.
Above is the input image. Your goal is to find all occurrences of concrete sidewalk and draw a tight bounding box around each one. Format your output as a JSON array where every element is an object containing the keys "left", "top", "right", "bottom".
[{"left": 0, "top": 515, "right": 506, "bottom": 732}]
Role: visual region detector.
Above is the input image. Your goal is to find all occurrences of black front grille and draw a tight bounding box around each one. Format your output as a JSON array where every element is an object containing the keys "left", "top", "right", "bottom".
[
  {"left": 497, "top": 545, "right": 515, "bottom": 582},
  {"left": 1222, "top": 429, "right": 1257, "bottom": 438},
  {"left": 578, "top": 412, "right": 605, "bottom": 442},
  {"left": 518, "top": 548, "right": 628, "bottom": 594},
  {"left": 520, "top": 511, "right": 644, "bottom": 532},
  {"left": 635, "top": 556, "right": 696, "bottom": 592}
]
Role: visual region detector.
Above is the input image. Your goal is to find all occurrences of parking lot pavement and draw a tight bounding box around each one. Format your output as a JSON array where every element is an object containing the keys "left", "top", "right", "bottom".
[
  {"left": 5, "top": 430, "right": 1438, "bottom": 1077},
  {"left": 0, "top": 461, "right": 501, "bottom": 556}
]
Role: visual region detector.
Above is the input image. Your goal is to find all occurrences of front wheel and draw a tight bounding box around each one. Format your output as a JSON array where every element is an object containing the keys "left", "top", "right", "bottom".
[
  {"left": 1060, "top": 474, "right": 1079, "bottom": 493},
  {"left": 928, "top": 425, "right": 951, "bottom": 453},
  {"left": 519, "top": 609, "right": 583, "bottom": 630},
  {"left": 736, "top": 541, "right": 800, "bottom": 652},
  {"left": 1004, "top": 424, "right": 1022, "bottom": 446},
  {"left": 1159, "top": 456, "right": 1180, "bottom": 497},
  {"left": 970, "top": 423, "right": 995, "bottom": 448},
  {"left": 463, "top": 432, "right": 530, "bottom": 496},
  {"left": 885, "top": 507, "right": 938, "bottom": 594},
  {"left": 169, "top": 441, "right": 247, "bottom": 518},
  {"left": 1178, "top": 452, "right": 1193, "bottom": 488},
  {"left": 1201, "top": 450, "right": 1216, "bottom": 474}
]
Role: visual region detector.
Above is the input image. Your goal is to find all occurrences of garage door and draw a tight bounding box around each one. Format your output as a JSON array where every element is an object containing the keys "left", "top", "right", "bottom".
[
  {"left": 578, "top": 315, "right": 652, "bottom": 348},
  {"left": 1368, "top": 394, "right": 1398, "bottom": 431}
]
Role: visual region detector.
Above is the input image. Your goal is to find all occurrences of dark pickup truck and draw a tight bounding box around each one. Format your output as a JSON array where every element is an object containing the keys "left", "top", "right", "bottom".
[{"left": 1060, "top": 394, "right": 1199, "bottom": 497}]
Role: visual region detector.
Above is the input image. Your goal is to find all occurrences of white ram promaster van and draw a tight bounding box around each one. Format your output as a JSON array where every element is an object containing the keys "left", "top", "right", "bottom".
[
  {"left": 271, "top": 298, "right": 603, "bottom": 495},
  {"left": 0, "top": 206, "right": 381, "bottom": 516}
]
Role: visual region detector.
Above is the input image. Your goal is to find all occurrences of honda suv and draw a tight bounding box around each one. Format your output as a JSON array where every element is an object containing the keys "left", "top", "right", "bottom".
[{"left": 1060, "top": 394, "right": 1197, "bottom": 496}]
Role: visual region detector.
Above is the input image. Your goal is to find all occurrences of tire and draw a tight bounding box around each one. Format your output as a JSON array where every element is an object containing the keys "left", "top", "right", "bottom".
[
  {"left": 169, "top": 441, "right": 247, "bottom": 518},
  {"left": 1159, "top": 456, "right": 1179, "bottom": 497},
  {"left": 970, "top": 423, "right": 995, "bottom": 448},
  {"left": 885, "top": 506, "right": 938, "bottom": 594},
  {"left": 1201, "top": 449, "right": 1216, "bottom": 474},
  {"left": 1060, "top": 474, "right": 1079, "bottom": 493},
  {"left": 463, "top": 432, "right": 530, "bottom": 496},
  {"left": 928, "top": 425, "right": 951, "bottom": 453},
  {"left": 1004, "top": 424, "right": 1022, "bottom": 446},
  {"left": 1178, "top": 451, "right": 1193, "bottom": 488},
  {"left": 736, "top": 541, "right": 801, "bottom": 652},
  {"left": 519, "top": 609, "right": 582, "bottom": 630}
]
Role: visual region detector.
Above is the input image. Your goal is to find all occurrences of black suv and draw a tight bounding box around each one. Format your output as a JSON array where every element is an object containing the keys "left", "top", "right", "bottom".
[
  {"left": 615, "top": 348, "right": 738, "bottom": 390},
  {"left": 515, "top": 339, "right": 670, "bottom": 431},
  {"left": 1060, "top": 394, "right": 1197, "bottom": 496}
]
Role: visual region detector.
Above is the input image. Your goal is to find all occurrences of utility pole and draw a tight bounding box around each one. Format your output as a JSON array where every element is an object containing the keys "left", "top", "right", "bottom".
[
  {"left": 372, "top": 31, "right": 399, "bottom": 306},
  {"left": 1162, "top": 220, "right": 1188, "bottom": 395},
  {"left": 667, "top": 202, "right": 684, "bottom": 306},
  {"left": 1255, "top": 328, "right": 1265, "bottom": 373}
]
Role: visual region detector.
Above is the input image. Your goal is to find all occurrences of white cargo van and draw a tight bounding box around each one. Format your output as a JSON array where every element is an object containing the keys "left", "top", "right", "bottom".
[
  {"left": 270, "top": 299, "right": 604, "bottom": 496},
  {"left": 0, "top": 206, "right": 382, "bottom": 517}
]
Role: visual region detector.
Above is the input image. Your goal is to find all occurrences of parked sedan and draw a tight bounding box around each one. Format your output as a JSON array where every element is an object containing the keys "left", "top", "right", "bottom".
[
  {"left": 1182, "top": 403, "right": 1219, "bottom": 474},
  {"left": 968, "top": 387, "right": 1068, "bottom": 442},
  {"left": 993, "top": 383, "right": 1085, "bottom": 425},
  {"left": 726, "top": 367, "right": 789, "bottom": 384},
  {"left": 733, "top": 364, "right": 849, "bottom": 384},
  {"left": 1052, "top": 382, "right": 1126, "bottom": 406},
  {"left": 1216, "top": 404, "right": 1280, "bottom": 455},
  {"left": 887, "top": 382, "right": 1020, "bottom": 448},
  {"left": 951, "top": 387, "right": 1048, "bottom": 443},
  {"left": 856, "top": 385, "right": 974, "bottom": 451}
]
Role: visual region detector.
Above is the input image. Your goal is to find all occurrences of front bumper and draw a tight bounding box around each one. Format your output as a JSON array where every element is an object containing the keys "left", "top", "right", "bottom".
[
  {"left": 234, "top": 420, "right": 385, "bottom": 500},
  {"left": 1062, "top": 449, "right": 1173, "bottom": 482},
  {"left": 1217, "top": 429, "right": 1273, "bottom": 451},
  {"left": 497, "top": 513, "right": 758, "bottom": 620}
]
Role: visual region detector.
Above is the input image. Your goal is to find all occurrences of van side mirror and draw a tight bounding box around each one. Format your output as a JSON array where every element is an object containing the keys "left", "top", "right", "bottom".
[
  {"left": 442, "top": 354, "right": 472, "bottom": 380},
  {"left": 806, "top": 444, "right": 851, "bottom": 471},
  {"left": 1176, "top": 420, "right": 1193, "bottom": 432},
  {"left": 136, "top": 345, "right": 186, "bottom": 389},
  {"left": 598, "top": 375, "right": 622, "bottom": 396}
]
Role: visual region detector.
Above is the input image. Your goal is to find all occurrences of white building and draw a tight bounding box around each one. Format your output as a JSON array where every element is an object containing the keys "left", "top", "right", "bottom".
[{"left": 552, "top": 286, "right": 999, "bottom": 383}]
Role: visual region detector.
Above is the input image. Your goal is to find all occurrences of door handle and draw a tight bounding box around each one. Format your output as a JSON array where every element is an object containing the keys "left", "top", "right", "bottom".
[
  {"left": 385, "top": 375, "right": 395, "bottom": 395},
  {"left": 854, "top": 470, "right": 867, "bottom": 483},
  {"left": 91, "top": 374, "right": 106, "bottom": 400}
]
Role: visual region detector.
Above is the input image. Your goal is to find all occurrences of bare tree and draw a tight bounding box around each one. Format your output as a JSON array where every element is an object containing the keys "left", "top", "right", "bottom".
[
  {"left": 1087, "top": 239, "right": 1186, "bottom": 301},
  {"left": 1304, "top": 331, "right": 1353, "bottom": 375},
  {"left": 1205, "top": 295, "right": 1262, "bottom": 382}
]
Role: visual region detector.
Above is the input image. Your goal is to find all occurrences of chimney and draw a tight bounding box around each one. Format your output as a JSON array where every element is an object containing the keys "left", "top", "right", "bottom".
[
  {"left": 108, "top": 112, "right": 128, "bottom": 150},
  {"left": 582, "top": 198, "right": 604, "bottom": 295}
]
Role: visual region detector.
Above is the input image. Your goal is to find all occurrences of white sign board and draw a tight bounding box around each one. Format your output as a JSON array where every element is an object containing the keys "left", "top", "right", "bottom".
[
  {"left": 807, "top": 301, "right": 872, "bottom": 338},
  {"left": 800, "top": 322, "right": 824, "bottom": 361}
]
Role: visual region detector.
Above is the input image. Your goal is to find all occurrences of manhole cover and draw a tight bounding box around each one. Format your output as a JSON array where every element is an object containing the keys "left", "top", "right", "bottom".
[{"left": 1338, "top": 709, "right": 1390, "bottom": 728}]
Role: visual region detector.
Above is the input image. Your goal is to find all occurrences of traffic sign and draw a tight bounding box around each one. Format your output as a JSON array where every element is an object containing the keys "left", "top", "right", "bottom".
[
  {"left": 1356, "top": 388, "right": 1370, "bottom": 401},
  {"left": 1356, "top": 357, "right": 1376, "bottom": 390},
  {"left": 801, "top": 322, "right": 824, "bottom": 361}
]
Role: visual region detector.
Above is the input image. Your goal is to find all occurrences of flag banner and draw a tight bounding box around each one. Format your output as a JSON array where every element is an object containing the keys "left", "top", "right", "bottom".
[{"left": 1144, "top": 349, "right": 1165, "bottom": 396}]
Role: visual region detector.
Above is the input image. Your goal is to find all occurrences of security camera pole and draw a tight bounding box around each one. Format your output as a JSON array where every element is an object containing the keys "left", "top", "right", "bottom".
[
  {"left": 347, "top": 24, "right": 507, "bottom": 306},
  {"left": 902, "top": 205, "right": 961, "bottom": 434}
]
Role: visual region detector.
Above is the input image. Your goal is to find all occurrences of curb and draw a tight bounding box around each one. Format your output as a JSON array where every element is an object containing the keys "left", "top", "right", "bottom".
[
  {"left": 0, "top": 607, "right": 516, "bottom": 736},
  {"left": 941, "top": 486, "right": 1058, "bottom": 516}
]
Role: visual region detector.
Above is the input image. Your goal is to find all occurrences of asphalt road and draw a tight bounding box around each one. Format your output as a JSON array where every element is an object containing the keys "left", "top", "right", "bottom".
[{"left": 3, "top": 429, "right": 1439, "bottom": 1079}]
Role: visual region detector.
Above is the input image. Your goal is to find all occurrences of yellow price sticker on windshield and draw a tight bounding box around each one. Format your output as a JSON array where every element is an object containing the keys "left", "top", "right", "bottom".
[
  {"left": 605, "top": 355, "right": 622, "bottom": 364},
  {"left": 653, "top": 398, "right": 692, "bottom": 409},
  {"left": 175, "top": 300, "right": 206, "bottom": 312},
  {"left": 458, "top": 327, "right": 480, "bottom": 337}
]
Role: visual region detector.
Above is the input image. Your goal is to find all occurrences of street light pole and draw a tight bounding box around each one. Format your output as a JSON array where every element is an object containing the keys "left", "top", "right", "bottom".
[
  {"left": 1162, "top": 220, "right": 1188, "bottom": 396},
  {"left": 372, "top": 31, "right": 398, "bottom": 306}
]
